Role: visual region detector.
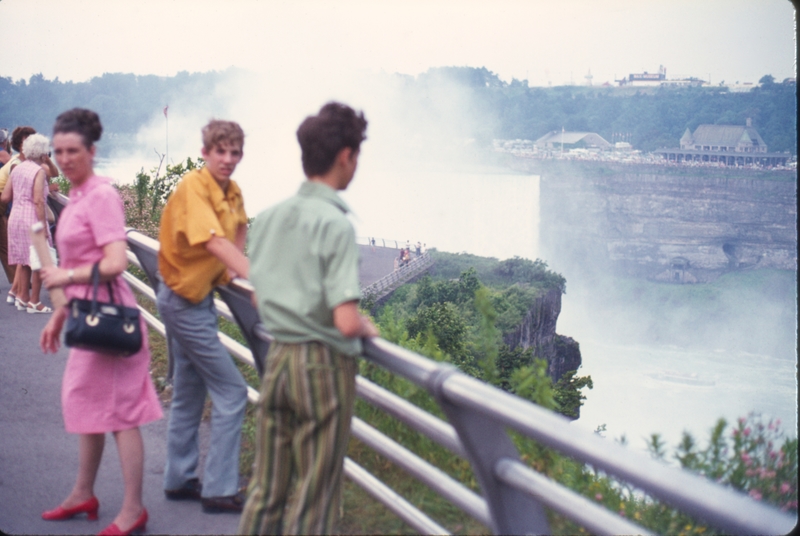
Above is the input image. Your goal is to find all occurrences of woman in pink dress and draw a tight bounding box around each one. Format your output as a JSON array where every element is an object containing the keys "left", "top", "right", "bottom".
[
  {"left": 39, "top": 108, "right": 163, "bottom": 536},
  {"left": 1, "top": 133, "right": 53, "bottom": 313}
]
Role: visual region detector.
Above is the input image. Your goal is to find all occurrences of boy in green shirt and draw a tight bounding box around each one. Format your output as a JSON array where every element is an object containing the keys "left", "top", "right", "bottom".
[{"left": 240, "top": 102, "right": 378, "bottom": 535}]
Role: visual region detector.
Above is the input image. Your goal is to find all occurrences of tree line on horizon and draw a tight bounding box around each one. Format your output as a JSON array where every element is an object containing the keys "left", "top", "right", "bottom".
[{"left": 1, "top": 66, "right": 795, "bottom": 156}]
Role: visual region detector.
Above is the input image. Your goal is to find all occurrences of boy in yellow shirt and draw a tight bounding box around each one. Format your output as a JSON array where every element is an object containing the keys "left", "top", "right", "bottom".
[{"left": 156, "top": 120, "right": 250, "bottom": 513}]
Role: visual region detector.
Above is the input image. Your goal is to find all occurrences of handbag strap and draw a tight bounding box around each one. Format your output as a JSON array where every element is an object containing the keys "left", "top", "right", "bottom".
[{"left": 87, "top": 262, "right": 120, "bottom": 316}]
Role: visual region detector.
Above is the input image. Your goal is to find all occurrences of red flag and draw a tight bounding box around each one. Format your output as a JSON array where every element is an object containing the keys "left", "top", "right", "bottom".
[{"left": 163, "top": 105, "right": 169, "bottom": 118}]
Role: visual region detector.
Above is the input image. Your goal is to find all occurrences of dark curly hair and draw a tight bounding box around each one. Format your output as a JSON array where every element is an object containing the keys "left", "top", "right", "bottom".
[
  {"left": 53, "top": 108, "right": 103, "bottom": 149},
  {"left": 296, "top": 102, "right": 367, "bottom": 177},
  {"left": 11, "top": 126, "right": 36, "bottom": 152}
]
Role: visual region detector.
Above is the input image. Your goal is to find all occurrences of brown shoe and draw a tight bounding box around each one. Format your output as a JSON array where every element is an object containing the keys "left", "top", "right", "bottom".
[
  {"left": 201, "top": 493, "right": 244, "bottom": 514},
  {"left": 165, "top": 478, "right": 202, "bottom": 501}
]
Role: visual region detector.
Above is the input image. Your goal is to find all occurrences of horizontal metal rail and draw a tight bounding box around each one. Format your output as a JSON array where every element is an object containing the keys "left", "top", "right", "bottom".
[
  {"left": 343, "top": 459, "right": 449, "bottom": 535},
  {"left": 350, "top": 417, "right": 491, "bottom": 527}
]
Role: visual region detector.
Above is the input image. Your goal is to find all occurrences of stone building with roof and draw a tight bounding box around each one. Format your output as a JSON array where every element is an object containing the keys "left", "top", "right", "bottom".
[
  {"left": 534, "top": 131, "right": 611, "bottom": 151},
  {"left": 655, "top": 119, "right": 790, "bottom": 167}
]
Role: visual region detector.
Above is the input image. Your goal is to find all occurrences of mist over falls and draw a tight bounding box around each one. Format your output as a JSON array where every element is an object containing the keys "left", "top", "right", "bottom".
[{"left": 76, "top": 66, "right": 795, "bottom": 445}]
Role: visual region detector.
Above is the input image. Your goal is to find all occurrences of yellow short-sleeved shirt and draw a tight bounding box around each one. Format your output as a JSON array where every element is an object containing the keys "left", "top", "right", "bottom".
[{"left": 158, "top": 167, "right": 247, "bottom": 303}]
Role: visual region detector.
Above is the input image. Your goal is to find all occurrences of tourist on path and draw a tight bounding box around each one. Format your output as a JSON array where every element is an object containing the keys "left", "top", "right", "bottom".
[
  {"left": 39, "top": 108, "right": 163, "bottom": 536},
  {"left": 156, "top": 119, "right": 250, "bottom": 514},
  {"left": 240, "top": 102, "right": 379, "bottom": 535},
  {"left": 1, "top": 126, "right": 58, "bottom": 295},
  {"left": 2, "top": 133, "right": 53, "bottom": 313}
]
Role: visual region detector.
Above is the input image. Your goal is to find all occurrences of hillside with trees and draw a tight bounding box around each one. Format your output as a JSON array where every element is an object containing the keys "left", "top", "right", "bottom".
[{"left": 1, "top": 67, "right": 795, "bottom": 156}]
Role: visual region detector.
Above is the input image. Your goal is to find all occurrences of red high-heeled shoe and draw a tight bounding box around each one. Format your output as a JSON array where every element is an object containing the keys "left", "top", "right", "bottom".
[
  {"left": 42, "top": 496, "right": 100, "bottom": 521},
  {"left": 98, "top": 508, "right": 148, "bottom": 536}
]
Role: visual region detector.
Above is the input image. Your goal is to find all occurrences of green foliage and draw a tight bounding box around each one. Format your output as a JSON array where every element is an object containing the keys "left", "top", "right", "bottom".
[
  {"left": 118, "top": 155, "right": 202, "bottom": 237},
  {"left": 378, "top": 261, "right": 589, "bottom": 419},
  {"left": 553, "top": 369, "right": 594, "bottom": 419},
  {"left": 493, "top": 257, "right": 567, "bottom": 293},
  {"left": 50, "top": 174, "right": 71, "bottom": 195},
  {"left": 649, "top": 413, "right": 798, "bottom": 512}
]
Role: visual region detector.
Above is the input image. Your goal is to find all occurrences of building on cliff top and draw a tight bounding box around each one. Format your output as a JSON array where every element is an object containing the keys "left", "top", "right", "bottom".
[
  {"left": 654, "top": 119, "right": 791, "bottom": 167},
  {"left": 534, "top": 131, "right": 611, "bottom": 151}
]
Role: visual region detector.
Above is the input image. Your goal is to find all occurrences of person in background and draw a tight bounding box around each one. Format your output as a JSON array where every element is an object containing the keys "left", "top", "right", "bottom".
[
  {"left": 2, "top": 133, "right": 53, "bottom": 313},
  {"left": 156, "top": 119, "right": 250, "bottom": 514},
  {"left": 0, "top": 128, "right": 16, "bottom": 284},
  {"left": 0, "top": 128, "right": 10, "bottom": 166},
  {"left": 240, "top": 101, "right": 378, "bottom": 535},
  {"left": 1, "top": 126, "right": 59, "bottom": 301},
  {"left": 39, "top": 108, "right": 162, "bottom": 536}
]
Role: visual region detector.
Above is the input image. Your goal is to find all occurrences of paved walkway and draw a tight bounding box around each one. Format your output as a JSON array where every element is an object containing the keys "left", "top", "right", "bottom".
[
  {"left": 357, "top": 244, "right": 401, "bottom": 288},
  {"left": 0, "top": 246, "right": 400, "bottom": 535},
  {"left": 0, "top": 280, "right": 240, "bottom": 536}
]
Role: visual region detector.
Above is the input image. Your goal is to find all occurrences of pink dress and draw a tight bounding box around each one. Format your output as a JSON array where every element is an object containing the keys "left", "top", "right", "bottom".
[
  {"left": 7, "top": 160, "right": 50, "bottom": 264},
  {"left": 56, "top": 175, "right": 163, "bottom": 433}
]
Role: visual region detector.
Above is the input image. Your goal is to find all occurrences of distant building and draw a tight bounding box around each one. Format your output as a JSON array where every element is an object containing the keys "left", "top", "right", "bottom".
[
  {"left": 616, "top": 65, "right": 706, "bottom": 88},
  {"left": 655, "top": 119, "right": 790, "bottom": 166},
  {"left": 534, "top": 131, "right": 611, "bottom": 151}
]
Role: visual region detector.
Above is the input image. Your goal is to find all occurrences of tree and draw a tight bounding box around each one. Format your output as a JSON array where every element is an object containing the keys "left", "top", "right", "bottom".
[{"left": 759, "top": 74, "right": 776, "bottom": 86}]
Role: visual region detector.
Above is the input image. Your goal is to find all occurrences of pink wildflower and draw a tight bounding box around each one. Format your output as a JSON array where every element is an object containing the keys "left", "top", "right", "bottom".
[
  {"left": 743, "top": 427, "right": 751, "bottom": 437},
  {"left": 775, "top": 419, "right": 781, "bottom": 427},
  {"left": 780, "top": 483, "right": 791, "bottom": 494},
  {"left": 749, "top": 489, "right": 762, "bottom": 501},
  {"left": 595, "top": 493, "right": 603, "bottom": 501},
  {"left": 732, "top": 429, "right": 739, "bottom": 437},
  {"left": 738, "top": 417, "right": 746, "bottom": 425},
  {"left": 741, "top": 452, "right": 752, "bottom": 466}
]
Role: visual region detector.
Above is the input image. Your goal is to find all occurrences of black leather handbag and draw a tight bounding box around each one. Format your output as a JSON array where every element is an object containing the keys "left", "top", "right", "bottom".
[{"left": 64, "top": 263, "right": 142, "bottom": 357}]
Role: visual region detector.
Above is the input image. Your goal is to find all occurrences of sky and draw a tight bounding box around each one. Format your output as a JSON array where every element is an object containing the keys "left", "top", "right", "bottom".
[{"left": 2, "top": 0, "right": 796, "bottom": 87}]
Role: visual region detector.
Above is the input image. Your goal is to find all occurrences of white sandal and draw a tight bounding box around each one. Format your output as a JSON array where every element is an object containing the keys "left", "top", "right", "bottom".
[
  {"left": 6, "top": 291, "right": 16, "bottom": 304},
  {"left": 15, "top": 298, "right": 26, "bottom": 311},
  {"left": 27, "top": 302, "right": 53, "bottom": 314}
]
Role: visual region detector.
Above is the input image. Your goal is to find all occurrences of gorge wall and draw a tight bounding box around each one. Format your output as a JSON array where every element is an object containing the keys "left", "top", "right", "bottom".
[
  {"left": 503, "top": 287, "right": 582, "bottom": 383},
  {"left": 510, "top": 159, "right": 797, "bottom": 282}
]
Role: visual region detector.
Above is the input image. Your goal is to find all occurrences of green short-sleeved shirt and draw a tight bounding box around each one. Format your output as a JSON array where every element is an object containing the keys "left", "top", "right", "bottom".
[{"left": 248, "top": 181, "right": 362, "bottom": 356}]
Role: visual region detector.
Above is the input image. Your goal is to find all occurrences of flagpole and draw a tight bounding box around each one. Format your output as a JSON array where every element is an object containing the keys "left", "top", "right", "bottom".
[{"left": 164, "top": 104, "right": 169, "bottom": 169}]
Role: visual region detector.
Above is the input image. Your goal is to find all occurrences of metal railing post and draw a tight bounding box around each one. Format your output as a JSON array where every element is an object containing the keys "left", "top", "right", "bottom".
[{"left": 428, "top": 366, "right": 550, "bottom": 534}]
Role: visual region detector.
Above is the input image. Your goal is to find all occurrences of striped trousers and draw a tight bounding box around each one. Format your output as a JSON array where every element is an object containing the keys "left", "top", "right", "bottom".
[{"left": 239, "top": 341, "right": 357, "bottom": 535}]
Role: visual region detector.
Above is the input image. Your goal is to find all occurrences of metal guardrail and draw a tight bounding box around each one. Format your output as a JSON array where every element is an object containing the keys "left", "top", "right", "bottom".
[
  {"left": 50, "top": 194, "right": 796, "bottom": 534},
  {"left": 121, "top": 231, "right": 794, "bottom": 535},
  {"left": 361, "top": 252, "right": 434, "bottom": 303},
  {"left": 356, "top": 236, "right": 424, "bottom": 250}
]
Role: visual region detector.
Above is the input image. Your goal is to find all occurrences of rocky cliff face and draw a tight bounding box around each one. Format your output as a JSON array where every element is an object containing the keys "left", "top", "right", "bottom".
[
  {"left": 503, "top": 287, "right": 581, "bottom": 382},
  {"left": 512, "top": 159, "right": 797, "bottom": 282}
]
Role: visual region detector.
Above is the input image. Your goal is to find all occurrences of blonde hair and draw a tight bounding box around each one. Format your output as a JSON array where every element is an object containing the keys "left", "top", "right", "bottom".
[{"left": 202, "top": 120, "right": 244, "bottom": 151}]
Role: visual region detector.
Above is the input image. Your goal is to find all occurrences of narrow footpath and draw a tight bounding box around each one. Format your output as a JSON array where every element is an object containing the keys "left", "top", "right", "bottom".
[
  {"left": 1, "top": 244, "right": 402, "bottom": 535},
  {"left": 0, "top": 281, "right": 240, "bottom": 536}
]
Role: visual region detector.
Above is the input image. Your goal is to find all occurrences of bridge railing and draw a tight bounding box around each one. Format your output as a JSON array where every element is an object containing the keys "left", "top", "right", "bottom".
[
  {"left": 50, "top": 189, "right": 794, "bottom": 534},
  {"left": 115, "top": 227, "right": 795, "bottom": 535},
  {"left": 361, "top": 251, "right": 434, "bottom": 304}
]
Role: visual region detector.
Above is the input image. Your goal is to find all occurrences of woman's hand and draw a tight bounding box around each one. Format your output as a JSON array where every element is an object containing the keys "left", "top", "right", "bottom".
[
  {"left": 40, "top": 265, "right": 69, "bottom": 289},
  {"left": 40, "top": 306, "right": 68, "bottom": 354}
]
